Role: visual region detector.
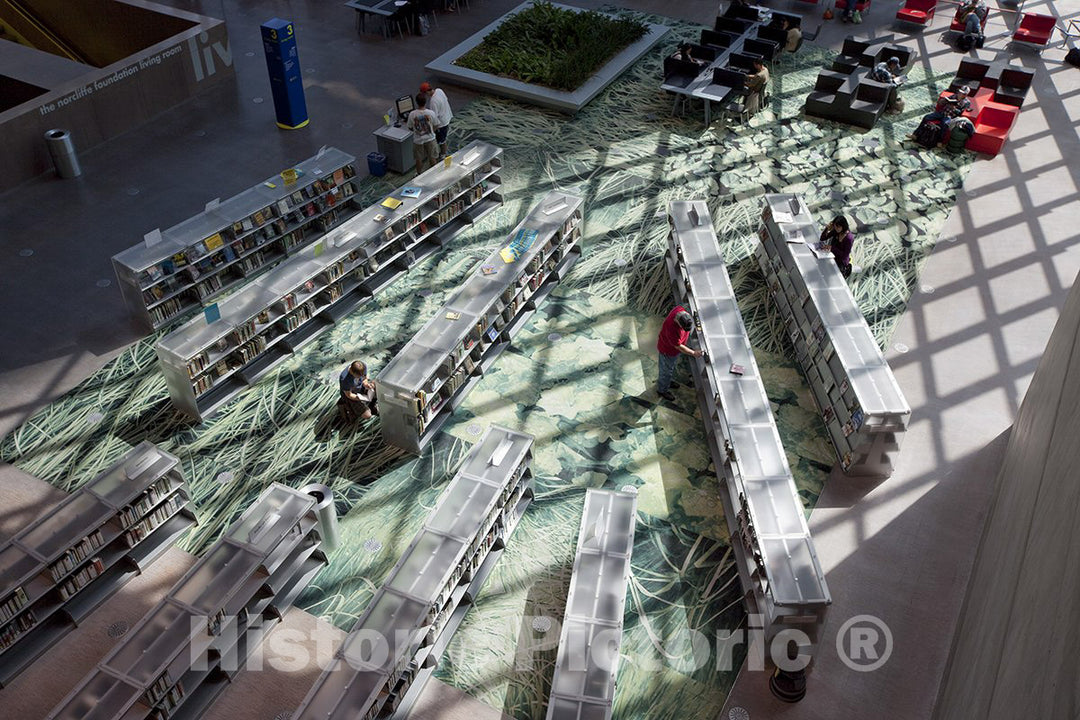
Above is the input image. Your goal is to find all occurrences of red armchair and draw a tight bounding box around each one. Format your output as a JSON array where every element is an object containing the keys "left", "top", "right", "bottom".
[
  {"left": 967, "top": 104, "right": 1019, "bottom": 156},
  {"left": 896, "top": 0, "right": 937, "bottom": 25},
  {"left": 950, "top": 5, "right": 987, "bottom": 33},
  {"left": 1013, "top": 13, "right": 1056, "bottom": 48}
]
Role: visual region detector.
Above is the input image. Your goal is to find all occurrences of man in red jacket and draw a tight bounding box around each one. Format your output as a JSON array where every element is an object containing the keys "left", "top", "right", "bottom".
[{"left": 656, "top": 305, "right": 702, "bottom": 401}]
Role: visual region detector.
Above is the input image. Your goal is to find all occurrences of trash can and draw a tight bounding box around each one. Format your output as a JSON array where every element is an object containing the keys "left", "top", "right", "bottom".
[
  {"left": 44, "top": 129, "right": 81, "bottom": 179},
  {"left": 300, "top": 483, "right": 340, "bottom": 552},
  {"left": 367, "top": 151, "right": 387, "bottom": 177}
]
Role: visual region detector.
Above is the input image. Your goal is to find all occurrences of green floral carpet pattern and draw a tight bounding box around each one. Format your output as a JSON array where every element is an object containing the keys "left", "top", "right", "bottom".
[{"left": 0, "top": 9, "right": 973, "bottom": 719}]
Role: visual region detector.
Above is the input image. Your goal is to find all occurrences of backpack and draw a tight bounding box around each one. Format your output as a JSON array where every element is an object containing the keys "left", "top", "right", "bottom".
[
  {"left": 946, "top": 118, "right": 975, "bottom": 153},
  {"left": 913, "top": 117, "right": 945, "bottom": 148}
]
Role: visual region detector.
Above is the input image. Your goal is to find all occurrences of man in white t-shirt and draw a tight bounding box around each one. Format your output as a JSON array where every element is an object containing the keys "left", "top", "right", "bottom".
[
  {"left": 420, "top": 81, "right": 453, "bottom": 159},
  {"left": 406, "top": 93, "right": 439, "bottom": 174}
]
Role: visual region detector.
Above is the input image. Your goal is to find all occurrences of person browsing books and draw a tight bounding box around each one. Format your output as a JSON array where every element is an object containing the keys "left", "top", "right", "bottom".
[
  {"left": 420, "top": 82, "right": 453, "bottom": 160},
  {"left": 339, "top": 360, "right": 378, "bottom": 421},
  {"left": 656, "top": 306, "right": 702, "bottom": 402},
  {"left": 406, "top": 93, "right": 439, "bottom": 174},
  {"left": 819, "top": 215, "right": 855, "bottom": 279}
]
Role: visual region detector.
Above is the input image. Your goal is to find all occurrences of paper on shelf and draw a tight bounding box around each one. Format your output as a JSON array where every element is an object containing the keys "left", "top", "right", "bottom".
[
  {"left": 124, "top": 449, "right": 158, "bottom": 479},
  {"left": 772, "top": 210, "right": 794, "bottom": 224}
]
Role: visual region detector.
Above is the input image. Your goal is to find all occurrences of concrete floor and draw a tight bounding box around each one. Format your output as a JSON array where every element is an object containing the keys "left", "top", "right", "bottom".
[{"left": 1, "top": 0, "right": 1078, "bottom": 718}]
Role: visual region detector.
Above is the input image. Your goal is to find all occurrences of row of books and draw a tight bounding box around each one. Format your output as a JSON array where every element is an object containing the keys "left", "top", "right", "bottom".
[
  {"left": 48, "top": 529, "right": 105, "bottom": 582},
  {"left": 150, "top": 296, "right": 189, "bottom": 326},
  {"left": 192, "top": 372, "right": 215, "bottom": 397},
  {"left": 0, "top": 586, "right": 29, "bottom": 625},
  {"left": 186, "top": 351, "right": 209, "bottom": 378},
  {"left": 57, "top": 557, "right": 104, "bottom": 601},
  {"left": 232, "top": 318, "right": 257, "bottom": 345},
  {"left": 0, "top": 609, "right": 37, "bottom": 653},
  {"left": 123, "top": 494, "right": 184, "bottom": 548},
  {"left": 195, "top": 273, "right": 224, "bottom": 300},
  {"left": 432, "top": 197, "right": 469, "bottom": 228},
  {"left": 284, "top": 302, "right": 314, "bottom": 332},
  {"left": 146, "top": 671, "right": 184, "bottom": 709},
  {"left": 136, "top": 162, "right": 357, "bottom": 288},
  {"left": 120, "top": 475, "right": 175, "bottom": 528}
]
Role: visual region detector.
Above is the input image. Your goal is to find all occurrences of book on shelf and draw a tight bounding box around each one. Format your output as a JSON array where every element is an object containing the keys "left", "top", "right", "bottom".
[
  {"left": 381, "top": 197, "right": 403, "bottom": 210},
  {"left": 401, "top": 186, "right": 422, "bottom": 198},
  {"left": 48, "top": 529, "right": 105, "bottom": 582},
  {"left": 0, "top": 609, "right": 37, "bottom": 652},
  {"left": 123, "top": 493, "right": 184, "bottom": 548},
  {"left": 0, "top": 586, "right": 30, "bottom": 624}
]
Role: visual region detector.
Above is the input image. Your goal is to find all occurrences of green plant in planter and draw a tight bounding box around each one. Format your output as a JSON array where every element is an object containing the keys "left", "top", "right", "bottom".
[{"left": 455, "top": 1, "right": 648, "bottom": 91}]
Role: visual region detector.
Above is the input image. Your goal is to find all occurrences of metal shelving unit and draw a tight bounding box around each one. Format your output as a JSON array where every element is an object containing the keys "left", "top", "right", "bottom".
[
  {"left": 545, "top": 488, "right": 637, "bottom": 720},
  {"left": 113, "top": 148, "right": 362, "bottom": 331},
  {"left": 155, "top": 141, "right": 504, "bottom": 421},
  {"left": 755, "top": 194, "right": 911, "bottom": 477},
  {"left": 0, "top": 442, "right": 196, "bottom": 688},
  {"left": 377, "top": 191, "right": 583, "bottom": 454},
  {"left": 46, "top": 483, "right": 327, "bottom": 720},
  {"left": 665, "top": 200, "right": 831, "bottom": 658},
  {"left": 293, "top": 425, "right": 534, "bottom": 720}
]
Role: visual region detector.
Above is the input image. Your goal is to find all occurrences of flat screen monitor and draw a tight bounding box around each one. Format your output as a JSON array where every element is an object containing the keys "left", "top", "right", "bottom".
[{"left": 396, "top": 95, "right": 415, "bottom": 119}]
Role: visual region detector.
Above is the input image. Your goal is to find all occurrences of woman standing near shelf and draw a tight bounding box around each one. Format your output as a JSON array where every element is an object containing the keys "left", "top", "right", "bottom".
[{"left": 819, "top": 215, "right": 855, "bottom": 279}]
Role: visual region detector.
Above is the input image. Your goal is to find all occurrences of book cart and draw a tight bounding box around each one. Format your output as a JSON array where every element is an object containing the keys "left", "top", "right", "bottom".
[
  {"left": 0, "top": 442, "right": 195, "bottom": 688},
  {"left": 755, "top": 194, "right": 911, "bottom": 477},
  {"left": 665, "top": 200, "right": 831, "bottom": 659},
  {"left": 377, "top": 191, "right": 583, "bottom": 454},
  {"left": 113, "top": 148, "right": 361, "bottom": 330},
  {"left": 155, "top": 141, "right": 504, "bottom": 421},
  {"left": 46, "top": 483, "right": 327, "bottom": 720},
  {"left": 292, "top": 425, "right": 534, "bottom": 720},
  {"left": 545, "top": 488, "right": 637, "bottom": 720}
]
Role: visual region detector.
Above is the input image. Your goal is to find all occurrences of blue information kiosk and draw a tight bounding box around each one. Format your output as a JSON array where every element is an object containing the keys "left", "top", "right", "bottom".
[{"left": 260, "top": 18, "right": 309, "bottom": 130}]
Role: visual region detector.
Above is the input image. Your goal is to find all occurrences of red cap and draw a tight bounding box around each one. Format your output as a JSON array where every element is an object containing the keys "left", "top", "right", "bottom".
[{"left": 419, "top": 82, "right": 432, "bottom": 93}]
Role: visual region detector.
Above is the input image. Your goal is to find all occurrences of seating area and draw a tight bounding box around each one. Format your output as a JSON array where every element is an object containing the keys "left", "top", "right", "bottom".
[
  {"left": 1012, "top": 13, "right": 1057, "bottom": 50},
  {"left": 941, "top": 58, "right": 1036, "bottom": 157},
  {"left": 895, "top": 0, "right": 937, "bottom": 26},
  {"left": 804, "top": 35, "right": 914, "bottom": 129},
  {"left": 836, "top": 0, "right": 872, "bottom": 13}
]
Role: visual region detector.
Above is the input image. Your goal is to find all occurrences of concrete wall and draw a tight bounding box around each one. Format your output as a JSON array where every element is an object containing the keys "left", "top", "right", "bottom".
[
  {"left": 0, "top": 1, "right": 233, "bottom": 191},
  {"left": 934, "top": 270, "right": 1080, "bottom": 720}
]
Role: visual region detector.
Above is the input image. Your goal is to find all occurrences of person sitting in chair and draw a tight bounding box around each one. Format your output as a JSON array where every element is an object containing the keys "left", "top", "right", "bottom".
[
  {"left": 871, "top": 56, "right": 906, "bottom": 113},
  {"left": 339, "top": 360, "right": 378, "bottom": 421},
  {"left": 673, "top": 42, "right": 708, "bottom": 66},
  {"left": 958, "top": 8, "right": 984, "bottom": 51},
  {"left": 781, "top": 19, "right": 802, "bottom": 54}
]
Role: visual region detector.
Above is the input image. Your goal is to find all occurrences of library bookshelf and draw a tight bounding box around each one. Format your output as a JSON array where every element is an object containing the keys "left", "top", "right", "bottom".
[
  {"left": 113, "top": 148, "right": 361, "bottom": 331},
  {"left": 755, "top": 194, "right": 911, "bottom": 477},
  {"left": 46, "top": 483, "right": 327, "bottom": 720},
  {"left": 156, "top": 141, "right": 504, "bottom": 421},
  {"left": 545, "top": 488, "right": 637, "bottom": 720},
  {"left": 0, "top": 442, "right": 196, "bottom": 688},
  {"left": 665, "top": 200, "right": 831, "bottom": 659},
  {"left": 293, "top": 425, "right": 534, "bottom": 720},
  {"left": 377, "top": 190, "right": 583, "bottom": 454}
]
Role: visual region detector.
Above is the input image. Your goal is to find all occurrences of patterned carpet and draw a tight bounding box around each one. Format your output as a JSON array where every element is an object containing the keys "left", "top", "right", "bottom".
[{"left": 0, "top": 8, "right": 974, "bottom": 718}]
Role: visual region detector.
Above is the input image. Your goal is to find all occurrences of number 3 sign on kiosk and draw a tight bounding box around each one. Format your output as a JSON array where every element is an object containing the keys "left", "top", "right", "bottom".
[{"left": 260, "top": 18, "right": 309, "bottom": 130}]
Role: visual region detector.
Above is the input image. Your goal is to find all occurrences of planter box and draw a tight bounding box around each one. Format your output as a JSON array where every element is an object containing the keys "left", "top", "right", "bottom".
[{"left": 425, "top": 1, "right": 669, "bottom": 114}]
